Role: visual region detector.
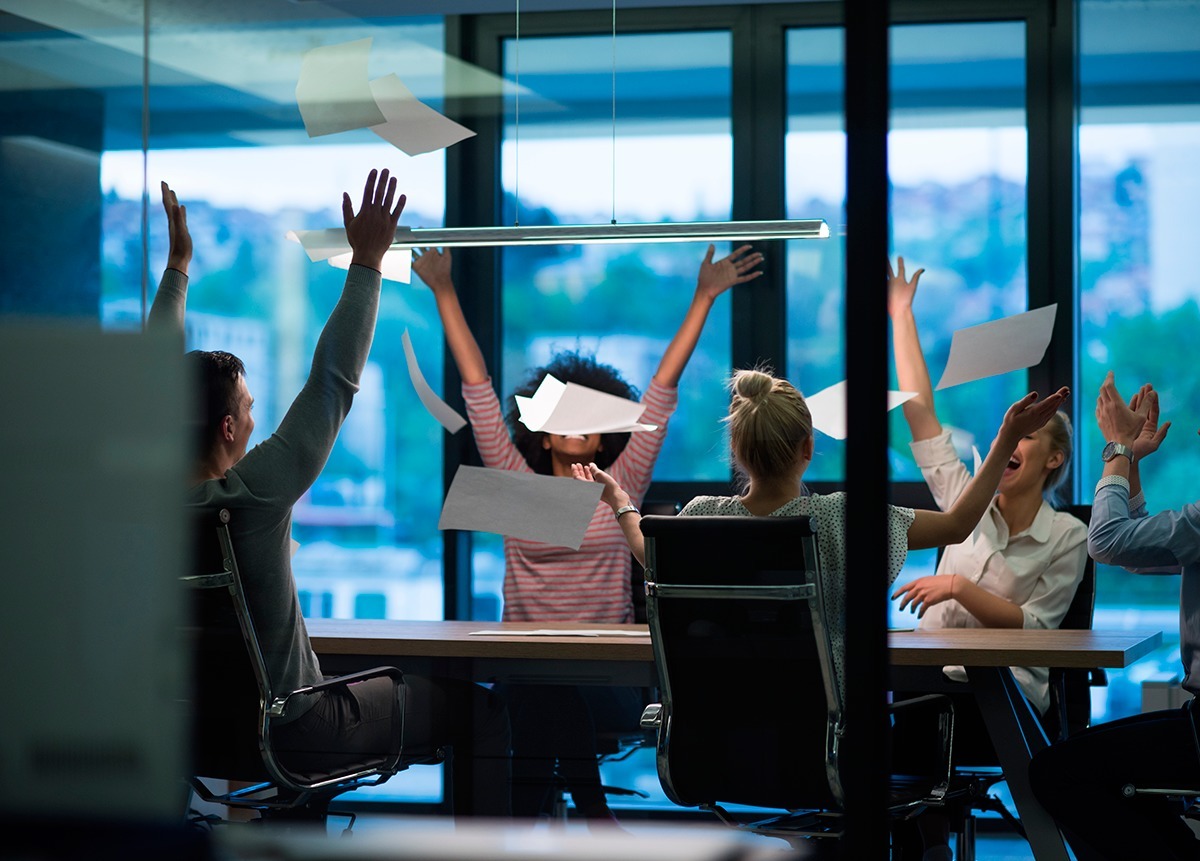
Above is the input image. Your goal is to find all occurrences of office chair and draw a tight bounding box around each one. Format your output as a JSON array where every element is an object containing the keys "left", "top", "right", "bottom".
[
  {"left": 183, "top": 508, "right": 429, "bottom": 826},
  {"left": 637, "top": 514, "right": 959, "bottom": 853}
]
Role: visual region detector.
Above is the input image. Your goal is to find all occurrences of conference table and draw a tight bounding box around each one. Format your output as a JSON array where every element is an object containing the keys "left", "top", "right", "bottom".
[{"left": 310, "top": 620, "right": 1162, "bottom": 861}]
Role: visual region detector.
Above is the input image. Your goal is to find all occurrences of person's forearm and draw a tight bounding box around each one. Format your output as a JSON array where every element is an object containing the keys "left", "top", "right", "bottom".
[
  {"left": 618, "top": 512, "right": 646, "bottom": 567},
  {"left": 653, "top": 294, "right": 714, "bottom": 388},
  {"left": 910, "top": 431, "right": 1016, "bottom": 548},
  {"left": 146, "top": 268, "right": 188, "bottom": 339},
  {"left": 947, "top": 576, "right": 1024, "bottom": 628},
  {"left": 434, "top": 287, "right": 489, "bottom": 384},
  {"left": 890, "top": 306, "right": 942, "bottom": 440}
]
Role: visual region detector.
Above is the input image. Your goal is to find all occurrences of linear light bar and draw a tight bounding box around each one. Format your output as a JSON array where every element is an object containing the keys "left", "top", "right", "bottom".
[{"left": 389, "top": 219, "right": 830, "bottom": 248}]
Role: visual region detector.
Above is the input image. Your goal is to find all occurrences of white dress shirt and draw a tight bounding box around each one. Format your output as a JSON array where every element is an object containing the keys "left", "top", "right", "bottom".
[{"left": 909, "top": 430, "right": 1088, "bottom": 714}]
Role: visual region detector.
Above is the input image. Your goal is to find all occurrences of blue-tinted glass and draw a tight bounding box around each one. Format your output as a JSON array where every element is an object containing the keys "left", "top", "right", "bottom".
[
  {"left": 498, "top": 31, "right": 734, "bottom": 486},
  {"left": 1079, "top": 0, "right": 1200, "bottom": 723}
]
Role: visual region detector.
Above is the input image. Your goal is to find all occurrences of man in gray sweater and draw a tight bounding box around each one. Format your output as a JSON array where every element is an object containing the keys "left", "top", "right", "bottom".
[{"left": 152, "top": 169, "right": 510, "bottom": 818}]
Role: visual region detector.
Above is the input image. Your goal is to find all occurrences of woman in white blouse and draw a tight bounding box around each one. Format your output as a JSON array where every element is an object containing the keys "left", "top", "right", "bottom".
[{"left": 886, "top": 257, "right": 1088, "bottom": 724}]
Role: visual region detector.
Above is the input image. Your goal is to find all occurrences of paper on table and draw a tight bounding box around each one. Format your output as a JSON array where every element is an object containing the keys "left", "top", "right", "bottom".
[
  {"left": 402, "top": 329, "right": 467, "bottom": 434},
  {"left": 295, "top": 38, "right": 386, "bottom": 138},
  {"left": 935, "top": 304, "right": 1058, "bottom": 391},
  {"left": 439, "top": 465, "right": 602, "bottom": 550},
  {"left": 468, "top": 629, "right": 650, "bottom": 637},
  {"left": 329, "top": 248, "right": 412, "bottom": 284},
  {"left": 804, "top": 380, "right": 917, "bottom": 440},
  {"left": 367, "top": 74, "right": 476, "bottom": 156},
  {"left": 514, "top": 374, "right": 657, "bottom": 435}
]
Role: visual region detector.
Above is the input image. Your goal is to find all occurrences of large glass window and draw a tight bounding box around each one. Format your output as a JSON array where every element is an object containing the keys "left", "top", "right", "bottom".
[{"left": 1079, "top": 0, "right": 1200, "bottom": 722}]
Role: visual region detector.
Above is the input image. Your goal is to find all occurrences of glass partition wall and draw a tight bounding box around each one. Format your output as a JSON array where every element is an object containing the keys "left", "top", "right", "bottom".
[{"left": 5, "top": 0, "right": 1200, "bottom": 814}]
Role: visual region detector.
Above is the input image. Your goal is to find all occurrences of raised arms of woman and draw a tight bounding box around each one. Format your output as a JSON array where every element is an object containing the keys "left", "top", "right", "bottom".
[
  {"left": 905, "top": 386, "right": 1070, "bottom": 551},
  {"left": 887, "top": 256, "right": 942, "bottom": 441},
  {"left": 411, "top": 247, "right": 489, "bottom": 385},
  {"left": 652, "top": 244, "right": 763, "bottom": 388}
]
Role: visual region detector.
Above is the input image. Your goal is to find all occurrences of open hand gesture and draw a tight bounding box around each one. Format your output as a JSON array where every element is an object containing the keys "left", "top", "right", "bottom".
[
  {"left": 343, "top": 168, "right": 406, "bottom": 273},
  {"left": 571, "top": 462, "right": 631, "bottom": 513},
  {"left": 1128, "top": 383, "right": 1170, "bottom": 462},
  {"left": 1095, "top": 372, "right": 1147, "bottom": 448},
  {"left": 886, "top": 256, "right": 924, "bottom": 318},
  {"left": 412, "top": 247, "right": 454, "bottom": 295},
  {"left": 161, "top": 181, "right": 192, "bottom": 274},
  {"left": 999, "top": 387, "right": 1070, "bottom": 443},
  {"left": 696, "top": 244, "right": 764, "bottom": 302}
]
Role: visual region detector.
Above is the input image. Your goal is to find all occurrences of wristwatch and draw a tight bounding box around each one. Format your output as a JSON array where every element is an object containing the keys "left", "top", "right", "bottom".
[{"left": 1101, "top": 441, "right": 1135, "bottom": 464}]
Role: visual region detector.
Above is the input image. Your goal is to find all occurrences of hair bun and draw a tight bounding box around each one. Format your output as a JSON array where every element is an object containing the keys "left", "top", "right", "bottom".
[{"left": 732, "top": 368, "right": 774, "bottom": 401}]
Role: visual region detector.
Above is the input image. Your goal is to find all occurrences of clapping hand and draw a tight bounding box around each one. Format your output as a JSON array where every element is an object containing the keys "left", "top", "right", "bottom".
[{"left": 1128, "top": 383, "right": 1170, "bottom": 462}]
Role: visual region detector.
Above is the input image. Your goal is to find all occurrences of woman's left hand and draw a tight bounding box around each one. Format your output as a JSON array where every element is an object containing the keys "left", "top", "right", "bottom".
[{"left": 696, "top": 243, "right": 764, "bottom": 301}]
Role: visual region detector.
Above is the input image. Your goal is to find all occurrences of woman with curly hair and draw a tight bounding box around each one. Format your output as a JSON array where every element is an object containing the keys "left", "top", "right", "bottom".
[{"left": 412, "top": 243, "right": 762, "bottom": 824}]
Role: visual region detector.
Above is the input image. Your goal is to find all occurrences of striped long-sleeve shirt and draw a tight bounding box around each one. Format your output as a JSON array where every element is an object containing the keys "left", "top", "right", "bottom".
[{"left": 462, "top": 378, "right": 678, "bottom": 622}]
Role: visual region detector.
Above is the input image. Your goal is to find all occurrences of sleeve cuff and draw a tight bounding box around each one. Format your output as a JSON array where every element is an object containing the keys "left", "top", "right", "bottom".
[
  {"left": 1094, "top": 474, "right": 1131, "bottom": 496},
  {"left": 909, "top": 429, "right": 957, "bottom": 467}
]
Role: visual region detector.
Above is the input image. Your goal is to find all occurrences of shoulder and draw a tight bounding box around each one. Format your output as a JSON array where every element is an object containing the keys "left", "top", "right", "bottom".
[{"left": 680, "top": 495, "right": 741, "bottom": 517}]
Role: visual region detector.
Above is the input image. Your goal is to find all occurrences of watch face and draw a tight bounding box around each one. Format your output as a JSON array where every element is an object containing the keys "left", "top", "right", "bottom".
[{"left": 1102, "top": 441, "right": 1116, "bottom": 461}]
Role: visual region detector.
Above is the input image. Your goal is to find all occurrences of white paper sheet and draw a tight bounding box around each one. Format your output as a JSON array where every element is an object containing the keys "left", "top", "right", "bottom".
[
  {"left": 402, "top": 329, "right": 467, "bottom": 434},
  {"left": 804, "top": 381, "right": 917, "bottom": 440},
  {"left": 286, "top": 228, "right": 350, "bottom": 263},
  {"left": 467, "top": 629, "right": 650, "bottom": 637},
  {"left": 972, "top": 445, "right": 983, "bottom": 475},
  {"left": 935, "top": 304, "right": 1058, "bottom": 391},
  {"left": 438, "top": 465, "right": 602, "bottom": 550},
  {"left": 328, "top": 248, "right": 412, "bottom": 284},
  {"left": 367, "top": 74, "right": 477, "bottom": 156},
  {"left": 514, "top": 374, "right": 657, "bottom": 436},
  {"left": 295, "top": 38, "right": 386, "bottom": 138}
]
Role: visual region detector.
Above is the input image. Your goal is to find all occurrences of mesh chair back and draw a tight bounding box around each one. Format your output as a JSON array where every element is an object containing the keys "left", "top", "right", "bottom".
[{"left": 640, "top": 514, "right": 842, "bottom": 811}]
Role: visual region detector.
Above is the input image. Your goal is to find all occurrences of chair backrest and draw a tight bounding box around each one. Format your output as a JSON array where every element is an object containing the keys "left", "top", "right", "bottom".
[
  {"left": 183, "top": 507, "right": 278, "bottom": 785},
  {"left": 639, "top": 514, "right": 843, "bottom": 812},
  {"left": 1056, "top": 504, "right": 1096, "bottom": 631},
  {"left": 1047, "top": 504, "right": 1101, "bottom": 741}
]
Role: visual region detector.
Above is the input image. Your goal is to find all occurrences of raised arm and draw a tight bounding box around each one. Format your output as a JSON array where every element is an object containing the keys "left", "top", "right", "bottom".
[
  {"left": 573, "top": 462, "right": 646, "bottom": 566},
  {"left": 412, "top": 247, "right": 489, "bottom": 385},
  {"left": 905, "top": 386, "right": 1070, "bottom": 551},
  {"left": 146, "top": 181, "right": 193, "bottom": 339},
  {"left": 652, "top": 244, "right": 763, "bottom": 388},
  {"left": 887, "top": 256, "right": 942, "bottom": 441}
]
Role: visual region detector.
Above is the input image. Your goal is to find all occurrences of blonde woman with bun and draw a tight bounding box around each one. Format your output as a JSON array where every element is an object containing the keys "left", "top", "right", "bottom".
[{"left": 575, "top": 367, "right": 1069, "bottom": 699}]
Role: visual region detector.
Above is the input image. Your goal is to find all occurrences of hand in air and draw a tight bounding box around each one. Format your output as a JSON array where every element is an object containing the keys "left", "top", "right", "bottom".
[
  {"left": 1000, "top": 387, "right": 1070, "bottom": 441},
  {"left": 412, "top": 247, "right": 454, "bottom": 295},
  {"left": 886, "top": 256, "right": 924, "bottom": 318},
  {"left": 1095, "top": 371, "right": 1147, "bottom": 447},
  {"left": 161, "top": 181, "right": 192, "bottom": 273},
  {"left": 571, "top": 462, "right": 631, "bottom": 513},
  {"left": 1128, "top": 382, "right": 1170, "bottom": 462},
  {"left": 696, "top": 244, "right": 764, "bottom": 301},
  {"left": 343, "top": 168, "right": 406, "bottom": 272}
]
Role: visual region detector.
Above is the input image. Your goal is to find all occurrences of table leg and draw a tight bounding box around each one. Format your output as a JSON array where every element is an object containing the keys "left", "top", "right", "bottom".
[{"left": 969, "top": 666, "right": 1069, "bottom": 861}]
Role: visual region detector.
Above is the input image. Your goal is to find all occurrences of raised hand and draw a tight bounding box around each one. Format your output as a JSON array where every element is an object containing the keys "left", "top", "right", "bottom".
[
  {"left": 999, "top": 386, "right": 1070, "bottom": 443},
  {"left": 343, "top": 168, "right": 406, "bottom": 273},
  {"left": 1095, "top": 371, "right": 1146, "bottom": 447},
  {"left": 892, "top": 575, "right": 955, "bottom": 618},
  {"left": 412, "top": 247, "right": 454, "bottom": 295},
  {"left": 571, "top": 462, "right": 630, "bottom": 513},
  {"left": 1128, "top": 383, "right": 1171, "bottom": 462},
  {"left": 161, "top": 181, "right": 192, "bottom": 275},
  {"left": 696, "top": 243, "right": 764, "bottom": 302},
  {"left": 886, "top": 255, "right": 924, "bottom": 318}
]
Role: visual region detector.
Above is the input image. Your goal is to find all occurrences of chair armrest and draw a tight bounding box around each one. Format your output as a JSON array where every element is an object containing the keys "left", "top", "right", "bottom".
[
  {"left": 641, "top": 703, "right": 663, "bottom": 729},
  {"left": 269, "top": 666, "right": 405, "bottom": 718}
]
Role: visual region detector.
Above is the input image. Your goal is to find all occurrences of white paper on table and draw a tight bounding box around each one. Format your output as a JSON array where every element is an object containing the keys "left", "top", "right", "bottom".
[
  {"left": 367, "top": 74, "right": 476, "bottom": 156},
  {"left": 295, "top": 38, "right": 386, "bottom": 138},
  {"left": 286, "top": 229, "right": 351, "bottom": 263},
  {"left": 935, "top": 304, "right": 1058, "bottom": 391},
  {"left": 402, "top": 329, "right": 467, "bottom": 434},
  {"left": 467, "top": 629, "right": 650, "bottom": 637},
  {"left": 438, "top": 465, "right": 603, "bottom": 550},
  {"left": 804, "top": 380, "right": 917, "bottom": 440},
  {"left": 328, "top": 248, "right": 412, "bottom": 284},
  {"left": 514, "top": 374, "right": 657, "bottom": 436}
]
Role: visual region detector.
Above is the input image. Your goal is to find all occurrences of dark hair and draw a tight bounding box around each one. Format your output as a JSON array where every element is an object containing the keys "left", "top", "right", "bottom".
[
  {"left": 185, "top": 350, "right": 246, "bottom": 461},
  {"left": 504, "top": 350, "right": 640, "bottom": 475}
]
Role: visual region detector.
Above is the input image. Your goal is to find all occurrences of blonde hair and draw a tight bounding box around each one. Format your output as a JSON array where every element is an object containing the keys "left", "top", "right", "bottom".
[
  {"left": 725, "top": 368, "right": 813, "bottom": 483},
  {"left": 1042, "top": 410, "right": 1074, "bottom": 504}
]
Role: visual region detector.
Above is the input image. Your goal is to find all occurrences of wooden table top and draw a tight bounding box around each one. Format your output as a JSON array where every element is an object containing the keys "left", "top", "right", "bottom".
[{"left": 308, "top": 619, "right": 1162, "bottom": 669}]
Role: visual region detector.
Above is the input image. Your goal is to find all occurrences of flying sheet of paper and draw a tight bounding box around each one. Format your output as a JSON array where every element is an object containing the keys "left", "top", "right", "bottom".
[
  {"left": 286, "top": 229, "right": 350, "bottom": 263},
  {"left": 935, "top": 304, "right": 1058, "bottom": 391},
  {"left": 402, "top": 329, "right": 467, "bottom": 434},
  {"left": 467, "top": 629, "right": 650, "bottom": 637},
  {"left": 514, "top": 374, "right": 657, "bottom": 436},
  {"left": 367, "top": 73, "right": 477, "bottom": 156},
  {"left": 438, "top": 465, "right": 603, "bottom": 550},
  {"left": 804, "top": 381, "right": 917, "bottom": 440},
  {"left": 295, "top": 38, "right": 386, "bottom": 138},
  {"left": 972, "top": 445, "right": 983, "bottom": 475},
  {"left": 328, "top": 248, "right": 412, "bottom": 284}
]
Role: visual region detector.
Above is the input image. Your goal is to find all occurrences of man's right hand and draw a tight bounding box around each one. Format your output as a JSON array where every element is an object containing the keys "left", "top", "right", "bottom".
[
  {"left": 344, "top": 168, "right": 406, "bottom": 273},
  {"left": 161, "top": 181, "right": 192, "bottom": 275}
]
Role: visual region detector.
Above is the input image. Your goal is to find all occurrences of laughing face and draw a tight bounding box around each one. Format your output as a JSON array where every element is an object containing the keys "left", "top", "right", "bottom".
[
  {"left": 542, "top": 432, "right": 603, "bottom": 463},
  {"left": 997, "top": 426, "right": 1065, "bottom": 497}
]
